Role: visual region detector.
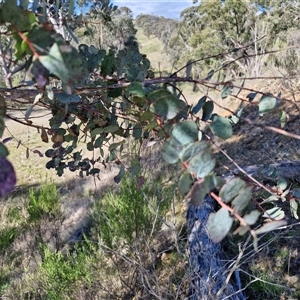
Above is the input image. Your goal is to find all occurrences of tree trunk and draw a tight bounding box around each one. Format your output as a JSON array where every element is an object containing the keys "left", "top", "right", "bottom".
[
  {"left": 186, "top": 160, "right": 300, "bottom": 299},
  {"left": 186, "top": 196, "right": 244, "bottom": 300}
]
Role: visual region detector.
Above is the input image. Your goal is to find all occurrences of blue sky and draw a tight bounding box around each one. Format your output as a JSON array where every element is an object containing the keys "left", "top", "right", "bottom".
[{"left": 113, "top": 1, "right": 196, "bottom": 19}]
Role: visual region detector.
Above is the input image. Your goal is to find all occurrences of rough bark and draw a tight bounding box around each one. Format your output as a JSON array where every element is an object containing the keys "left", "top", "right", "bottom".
[
  {"left": 187, "top": 196, "right": 244, "bottom": 300},
  {"left": 186, "top": 160, "right": 300, "bottom": 299}
]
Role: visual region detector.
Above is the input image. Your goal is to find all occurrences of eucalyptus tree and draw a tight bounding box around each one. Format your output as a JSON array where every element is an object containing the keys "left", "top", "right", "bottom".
[{"left": 0, "top": 0, "right": 297, "bottom": 299}]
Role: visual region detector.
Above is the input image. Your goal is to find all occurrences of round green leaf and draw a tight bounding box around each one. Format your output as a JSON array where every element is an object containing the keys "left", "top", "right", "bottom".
[
  {"left": 208, "top": 207, "right": 233, "bottom": 243},
  {"left": 114, "top": 164, "right": 125, "bottom": 184},
  {"left": 243, "top": 210, "right": 261, "bottom": 225},
  {"left": 133, "top": 124, "right": 142, "bottom": 139},
  {"left": 232, "top": 186, "right": 252, "bottom": 213},
  {"left": 190, "top": 176, "right": 218, "bottom": 206},
  {"left": 149, "top": 90, "right": 181, "bottom": 120},
  {"left": 259, "top": 94, "right": 279, "bottom": 115},
  {"left": 210, "top": 115, "right": 233, "bottom": 140},
  {"left": 178, "top": 172, "right": 193, "bottom": 195},
  {"left": 162, "top": 137, "right": 184, "bottom": 164},
  {"left": 0, "top": 143, "right": 9, "bottom": 157},
  {"left": 201, "top": 101, "right": 214, "bottom": 121},
  {"left": 188, "top": 150, "right": 216, "bottom": 178},
  {"left": 221, "top": 85, "right": 233, "bottom": 99},
  {"left": 127, "top": 82, "right": 145, "bottom": 98},
  {"left": 179, "top": 141, "right": 210, "bottom": 162},
  {"left": 171, "top": 120, "right": 198, "bottom": 145},
  {"left": 219, "top": 178, "right": 246, "bottom": 203},
  {"left": 191, "top": 96, "right": 207, "bottom": 115}
]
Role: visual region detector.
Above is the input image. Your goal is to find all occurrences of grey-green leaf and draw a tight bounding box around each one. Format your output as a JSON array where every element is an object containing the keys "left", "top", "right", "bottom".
[
  {"left": 179, "top": 141, "right": 210, "bottom": 162},
  {"left": 190, "top": 175, "right": 218, "bottom": 206},
  {"left": 208, "top": 207, "right": 233, "bottom": 243},
  {"left": 243, "top": 210, "right": 261, "bottom": 225},
  {"left": 171, "top": 120, "right": 198, "bottom": 145},
  {"left": 127, "top": 82, "right": 145, "bottom": 98},
  {"left": 162, "top": 137, "right": 184, "bottom": 164},
  {"left": 149, "top": 90, "right": 181, "bottom": 120},
  {"left": 191, "top": 96, "right": 207, "bottom": 115},
  {"left": 188, "top": 150, "right": 216, "bottom": 178},
  {"left": 114, "top": 164, "right": 125, "bottom": 184},
  {"left": 178, "top": 172, "right": 193, "bottom": 195},
  {"left": 201, "top": 101, "right": 214, "bottom": 121},
  {"left": 190, "top": 181, "right": 209, "bottom": 206},
  {"left": 219, "top": 178, "right": 246, "bottom": 203},
  {"left": 232, "top": 186, "right": 252, "bottom": 213},
  {"left": 255, "top": 220, "right": 287, "bottom": 235},
  {"left": 263, "top": 207, "right": 285, "bottom": 220},
  {"left": 39, "top": 43, "right": 69, "bottom": 82},
  {"left": 221, "top": 85, "right": 233, "bottom": 99},
  {"left": 210, "top": 115, "right": 233, "bottom": 140},
  {"left": 133, "top": 124, "right": 142, "bottom": 139},
  {"left": 290, "top": 198, "right": 299, "bottom": 219},
  {"left": 279, "top": 110, "right": 288, "bottom": 128},
  {"left": 259, "top": 94, "right": 279, "bottom": 115},
  {"left": 54, "top": 92, "right": 81, "bottom": 104}
]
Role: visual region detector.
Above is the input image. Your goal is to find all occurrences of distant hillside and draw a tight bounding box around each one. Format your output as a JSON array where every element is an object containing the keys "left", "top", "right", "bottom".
[{"left": 135, "top": 26, "right": 173, "bottom": 76}]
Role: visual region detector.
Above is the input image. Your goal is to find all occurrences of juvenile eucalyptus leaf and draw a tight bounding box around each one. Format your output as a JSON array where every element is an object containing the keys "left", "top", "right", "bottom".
[
  {"left": 39, "top": 43, "right": 69, "bottom": 82},
  {"left": 276, "top": 177, "right": 288, "bottom": 192},
  {"left": 190, "top": 181, "right": 209, "bottom": 206},
  {"left": 127, "top": 82, "right": 145, "bottom": 98},
  {"left": 243, "top": 210, "right": 261, "bottom": 225},
  {"left": 290, "top": 198, "right": 299, "bottom": 219},
  {"left": 162, "top": 137, "right": 184, "bottom": 164},
  {"left": 208, "top": 207, "right": 233, "bottom": 243},
  {"left": 114, "top": 164, "right": 125, "bottom": 184},
  {"left": 279, "top": 110, "right": 288, "bottom": 128},
  {"left": 190, "top": 175, "right": 218, "bottom": 206},
  {"left": 171, "top": 120, "right": 198, "bottom": 145},
  {"left": 179, "top": 141, "right": 210, "bottom": 162},
  {"left": 259, "top": 93, "right": 278, "bottom": 115},
  {"left": 205, "top": 69, "right": 214, "bottom": 81},
  {"left": 210, "top": 115, "right": 233, "bottom": 140},
  {"left": 232, "top": 186, "right": 252, "bottom": 213},
  {"left": 188, "top": 150, "right": 216, "bottom": 178},
  {"left": 178, "top": 172, "right": 193, "bottom": 195},
  {"left": 246, "top": 92, "right": 257, "bottom": 101},
  {"left": 255, "top": 220, "right": 287, "bottom": 235},
  {"left": 54, "top": 92, "right": 81, "bottom": 104},
  {"left": 133, "top": 124, "right": 142, "bottom": 139},
  {"left": 90, "top": 168, "right": 100, "bottom": 176},
  {"left": 234, "top": 225, "right": 250, "bottom": 236},
  {"left": 0, "top": 143, "right": 9, "bottom": 157},
  {"left": 201, "top": 101, "right": 214, "bottom": 121},
  {"left": 219, "top": 178, "right": 246, "bottom": 203},
  {"left": 149, "top": 90, "right": 181, "bottom": 120},
  {"left": 221, "top": 84, "right": 233, "bottom": 99},
  {"left": 191, "top": 96, "right": 207, "bottom": 115},
  {"left": 103, "top": 125, "right": 120, "bottom": 134},
  {"left": 263, "top": 206, "right": 285, "bottom": 220}
]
